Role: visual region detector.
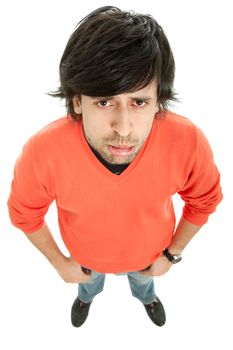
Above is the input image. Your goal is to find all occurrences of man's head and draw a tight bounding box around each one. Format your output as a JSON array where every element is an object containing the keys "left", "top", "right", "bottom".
[
  {"left": 51, "top": 6, "right": 177, "bottom": 120},
  {"left": 50, "top": 6, "right": 177, "bottom": 164}
]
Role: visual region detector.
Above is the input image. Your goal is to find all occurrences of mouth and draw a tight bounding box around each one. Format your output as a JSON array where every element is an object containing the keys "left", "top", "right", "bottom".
[{"left": 108, "top": 145, "right": 135, "bottom": 156}]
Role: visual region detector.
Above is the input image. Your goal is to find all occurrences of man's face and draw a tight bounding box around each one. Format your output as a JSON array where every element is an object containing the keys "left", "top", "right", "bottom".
[{"left": 73, "top": 80, "right": 159, "bottom": 164}]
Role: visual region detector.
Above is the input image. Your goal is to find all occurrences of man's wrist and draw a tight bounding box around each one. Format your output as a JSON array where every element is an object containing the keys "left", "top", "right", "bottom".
[
  {"left": 166, "top": 243, "right": 184, "bottom": 255},
  {"left": 49, "top": 253, "right": 67, "bottom": 270},
  {"left": 163, "top": 248, "right": 182, "bottom": 264},
  {"left": 167, "top": 248, "right": 183, "bottom": 255}
]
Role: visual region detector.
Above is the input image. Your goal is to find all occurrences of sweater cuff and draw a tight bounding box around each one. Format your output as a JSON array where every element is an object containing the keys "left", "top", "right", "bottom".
[{"left": 182, "top": 211, "right": 210, "bottom": 226}]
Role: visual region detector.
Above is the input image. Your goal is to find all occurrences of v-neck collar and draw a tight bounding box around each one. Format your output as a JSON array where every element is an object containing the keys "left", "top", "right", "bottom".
[
  {"left": 88, "top": 144, "right": 130, "bottom": 175},
  {"left": 77, "top": 119, "right": 156, "bottom": 183}
]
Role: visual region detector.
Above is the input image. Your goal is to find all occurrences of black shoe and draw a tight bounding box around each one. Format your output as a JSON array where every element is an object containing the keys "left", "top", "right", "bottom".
[
  {"left": 71, "top": 297, "right": 92, "bottom": 327},
  {"left": 143, "top": 297, "right": 166, "bottom": 326}
]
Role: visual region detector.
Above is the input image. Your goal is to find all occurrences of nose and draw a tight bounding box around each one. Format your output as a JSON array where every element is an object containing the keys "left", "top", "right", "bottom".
[{"left": 111, "top": 106, "right": 133, "bottom": 137}]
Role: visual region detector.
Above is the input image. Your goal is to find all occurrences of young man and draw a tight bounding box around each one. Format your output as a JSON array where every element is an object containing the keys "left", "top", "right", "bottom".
[{"left": 7, "top": 6, "right": 222, "bottom": 327}]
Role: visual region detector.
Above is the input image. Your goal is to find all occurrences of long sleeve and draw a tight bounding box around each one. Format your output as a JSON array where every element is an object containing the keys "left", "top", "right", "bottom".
[
  {"left": 178, "top": 126, "right": 223, "bottom": 225},
  {"left": 7, "top": 136, "right": 54, "bottom": 233}
]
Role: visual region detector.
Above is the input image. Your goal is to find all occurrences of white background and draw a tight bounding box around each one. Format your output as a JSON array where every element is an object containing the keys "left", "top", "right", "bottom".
[{"left": 0, "top": 0, "right": 232, "bottom": 349}]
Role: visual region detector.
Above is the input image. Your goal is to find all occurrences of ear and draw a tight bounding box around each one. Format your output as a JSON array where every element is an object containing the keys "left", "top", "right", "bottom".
[{"left": 72, "top": 96, "right": 82, "bottom": 114}]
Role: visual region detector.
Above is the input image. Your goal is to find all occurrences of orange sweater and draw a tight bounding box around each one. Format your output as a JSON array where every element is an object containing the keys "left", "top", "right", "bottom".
[{"left": 8, "top": 112, "right": 223, "bottom": 273}]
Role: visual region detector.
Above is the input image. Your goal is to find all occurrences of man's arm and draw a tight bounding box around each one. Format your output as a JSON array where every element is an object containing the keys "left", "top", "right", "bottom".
[
  {"left": 140, "top": 216, "right": 201, "bottom": 276},
  {"left": 143, "top": 125, "right": 223, "bottom": 277},
  {"left": 25, "top": 222, "right": 91, "bottom": 283},
  {"left": 167, "top": 216, "right": 202, "bottom": 255}
]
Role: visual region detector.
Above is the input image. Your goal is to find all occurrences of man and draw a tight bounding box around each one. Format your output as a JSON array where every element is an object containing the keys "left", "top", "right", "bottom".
[{"left": 7, "top": 6, "right": 222, "bottom": 327}]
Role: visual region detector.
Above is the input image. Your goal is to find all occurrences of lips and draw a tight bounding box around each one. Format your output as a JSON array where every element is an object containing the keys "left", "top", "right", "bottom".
[
  {"left": 108, "top": 145, "right": 135, "bottom": 156},
  {"left": 110, "top": 144, "right": 134, "bottom": 149}
]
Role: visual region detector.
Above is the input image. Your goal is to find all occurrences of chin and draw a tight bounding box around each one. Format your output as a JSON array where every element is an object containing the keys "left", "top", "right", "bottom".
[
  {"left": 100, "top": 146, "right": 139, "bottom": 164},
  {"left": 110, "top": 155, "right": 136, "bottom": 164}
]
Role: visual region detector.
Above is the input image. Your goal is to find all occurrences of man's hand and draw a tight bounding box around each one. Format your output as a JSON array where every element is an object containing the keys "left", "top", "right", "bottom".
[
  {"left": 139, "top": 255, "right": 172, "bottom": 277},
  {"left": 54, "top": 256, "right": 92, "bottom": 283}
]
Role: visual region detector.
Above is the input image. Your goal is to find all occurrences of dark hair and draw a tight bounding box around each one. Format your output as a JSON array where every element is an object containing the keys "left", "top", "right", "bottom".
[{"left": 49, "top": 6, "right": 178, "bottom": 120}]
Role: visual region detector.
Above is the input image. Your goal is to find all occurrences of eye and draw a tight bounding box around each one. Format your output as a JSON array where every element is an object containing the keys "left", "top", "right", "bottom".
[
  {"left": 134, "top": 100, "right": 146, "bottom": 107},
  {"left": 97, "top": 100, "right": 111, "bottom": 107}
]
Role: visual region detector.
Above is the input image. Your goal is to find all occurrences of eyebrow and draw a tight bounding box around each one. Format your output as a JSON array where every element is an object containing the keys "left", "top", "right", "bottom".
[{"left": 91, "top": 96, "right": 153, "bottom": 101}]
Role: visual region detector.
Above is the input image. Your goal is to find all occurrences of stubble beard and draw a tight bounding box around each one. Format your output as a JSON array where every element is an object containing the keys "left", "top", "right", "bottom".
[{"left": 85, "top": 134, "right": 147, "bottom": 165}]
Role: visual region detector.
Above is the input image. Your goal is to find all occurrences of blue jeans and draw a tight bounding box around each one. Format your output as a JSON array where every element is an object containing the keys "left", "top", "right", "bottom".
[{"left": 78, "top": 269, "right": 156, "bottom": 305}]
